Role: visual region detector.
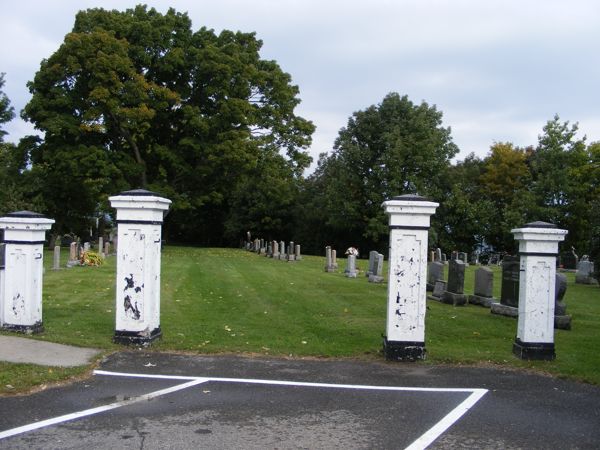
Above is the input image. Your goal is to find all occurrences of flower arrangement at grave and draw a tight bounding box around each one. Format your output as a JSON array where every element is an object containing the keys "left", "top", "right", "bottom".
[
  {"left": 345, "top": 247, "right": 359, "bottom": 257},
  {"left": 80, "top": 250, "right": 104, "bottom": 266}
]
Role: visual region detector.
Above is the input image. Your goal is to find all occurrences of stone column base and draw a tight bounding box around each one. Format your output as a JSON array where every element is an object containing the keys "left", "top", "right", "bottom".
[
  {"left": 383, "top": 337, "right": 426, "bottom": 361},
  {"left": 513, "top": 338, "right": 555, "bottom": 360},
  {"left": 114, "top": 327, "right": 162, "bottom": 346},
  {"left": 1, "top": 321, "right": 44, "bottom": 334}
]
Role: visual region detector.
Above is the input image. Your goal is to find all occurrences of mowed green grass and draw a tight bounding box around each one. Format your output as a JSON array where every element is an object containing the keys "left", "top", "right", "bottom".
[{"left": 1, "top": 246, "right": 599, "bottom": 394}]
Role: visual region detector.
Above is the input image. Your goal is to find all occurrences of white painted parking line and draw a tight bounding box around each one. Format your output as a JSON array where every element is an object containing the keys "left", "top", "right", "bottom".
[
  {"left": 0, "top": 369, "right": 487, "bottom": 449},
  {"left": 0, "top": 377, "right": 208, "bottom": 440},
  {"left": 404, "top": 388, "right": 488, "bottom": 450},
  {"left": 95, "top": 369, "right": 488, "bottom": 449}
]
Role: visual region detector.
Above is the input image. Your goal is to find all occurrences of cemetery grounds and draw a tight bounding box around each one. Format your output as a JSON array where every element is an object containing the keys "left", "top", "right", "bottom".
[{"left": 1, "top": 246, "right": 599, "bottom": 395}]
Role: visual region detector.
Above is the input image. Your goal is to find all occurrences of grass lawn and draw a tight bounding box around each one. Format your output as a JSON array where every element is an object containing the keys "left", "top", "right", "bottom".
[{"left": 1, "top": 246, "right": 599, "bottom": 394}]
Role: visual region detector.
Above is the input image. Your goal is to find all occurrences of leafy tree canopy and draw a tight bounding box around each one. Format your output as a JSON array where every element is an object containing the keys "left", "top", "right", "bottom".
[
  {"left": 22, "top": 4, "right": 314, "bottom": 242},
  {"left": 302, "top": 93, "right": 458, "bottom": 252},
  {"left": 0, "top": 73, "right": 15, "bottom": 142}
]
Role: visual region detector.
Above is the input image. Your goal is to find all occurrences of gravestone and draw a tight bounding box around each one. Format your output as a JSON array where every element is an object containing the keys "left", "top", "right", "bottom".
[
  {"left": 272, "top": 241, "right": 280, "bottom": 259},
  {"left": 67, "top": 242, "right": 79, "bottom": 267},
  {"left": 98, "top": 237, "right": 104, "bottom": 257},
  {"left": 266, "top": 242, "right": 272, "bottom": 257},
  {"left": 435, "top": 248, "right": 442, "bottom": 262},
  {"left": 451, "top": 251, "right": 458, "bottom": 261},
  {"left": 366, "top": 250, "right": 379, "bottom": 277},
  {"left": 441, "top": 259, "right": 467, "bottom": 305},
  {"left": 287, "top": 241, "right": 295, "bottom": 262},
  {"left": 368, "top": 253, "right": 385, "bottom": 283},
  {"left": 426, "top": 261, "right": 444, "bottom": 291},
  {"left": 53, "top": 245, "right": 61, "bottom": 270},
  {"left": 431, "top": 280, "right": 446, "bottom": 300},
  {"left": 83, "top": 242, "right": 91, "bottom": 252},
  {"left": 332, "top": 249, "right": 339, "bottom": 269},
  {"left": 441, "top": 253, "right": 447, "bottom": 264},
  {"left": 491, "top": 256, "right": 520, "bottom": 317},
  {"left": 458, "top": 252, "right": 469, "bottom": 266},
  {"left": 279, "top": 241, "right": 286, "bottom": 260},
  {"left": 295, "top": 244, "right": 302, "bottom": 261},
  {"left": 104, "top": 242, "right": 111, "bottom": 257},
  {"left": 324, "top": 246, "right": 335, "bottom": 272},
  {"left": 554, "top": 273, "right": 571, "bottom": 330},
  {"left": 575, "top": 260, "right": 597, "bottom": 284},
  {"left": 345, "top": 254, "right": 358, "bottom": 278},
  {"left": 468, "top": 267, "right": 496, "bottom": 307}
]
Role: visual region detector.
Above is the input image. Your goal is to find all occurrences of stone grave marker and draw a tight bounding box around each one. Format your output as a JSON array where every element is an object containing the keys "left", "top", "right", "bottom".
[
  {"left": 332, "top": 249, "right": 338, "bottom": 269},
  {"left": 426, "top": 261, "right": 444, "bottom": 291},
  {"left": 431, "top": 280, "right": 446, "bottom": 300},
  {"left": 287, "top": 241, "right": 295, "bottom": 262},
  {"left": 345, "top": 254, "right": 358, "bottom": 278},
  {"left": 458, "top": 252, "right": 468, "bottom": 265},
  {"left": 98, "top": 237, "right": 104, "bottom": 257},
  {"left": 53, "top": 245, "right": 61, "bottom": 270},
  {"left": 272, "top": 241, "right": 280, "bottom": 259},
  {"left": 368, "top": 253, "right": 385, "bottom": 283},
  {"left": 435, "top": 248, "right": 442, "bottom": 262},
  {"left": 575, "top": 260, "right": 597, "bottom": 284},
  {"left": 279, "top": 240, "right": 286, "bottom": 260},
  {"left": 366, "top": 250, "right": 379, "bottom": 277},
  {"left": 491, "top": 256, "right": 520, "bottom": 317},
  {"left": 441, "top": 259, "right": 467, "bottom": 305},
  {"left": 295, "top": 244, "right": 302, "bottom": 261},
  {"left": 554, "top": 273, "right": 571, "bottom": 330},
  {"left": 468, "top": 267, "right": 496, "bottom": 307}
]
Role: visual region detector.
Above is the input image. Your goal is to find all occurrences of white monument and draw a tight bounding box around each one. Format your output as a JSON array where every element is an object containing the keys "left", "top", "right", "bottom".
[
  {"left": 511, "top": 221, "right": 567, "bottom": 360},
  {"left": 109, "top": 189, "right": 171, "bottom": 345},
  {"left": 382, "top": 194, "right": 438, "bottom": 361},
  {"left": 0, "top": 211, "right": 55, "bottom": 333}
]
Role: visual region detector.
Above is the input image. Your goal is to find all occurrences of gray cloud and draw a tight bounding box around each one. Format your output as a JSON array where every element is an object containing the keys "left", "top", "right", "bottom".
[{"left": 1, "top": 0, "right": 598, "bottom": 171}]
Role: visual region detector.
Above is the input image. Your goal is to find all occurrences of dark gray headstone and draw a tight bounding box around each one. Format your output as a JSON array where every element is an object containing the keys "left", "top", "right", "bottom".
[
  {"left": 555, "top": 273, "right": 568, "bottom": 315},
  {"left": 446, "top": 259, "right": 465, "bottom": 294},
  {"left": 500, "top": 256, "right": 520, "bottom": 308},
  {"left": 441, "top": 260, "right": 467, "bottom": 305},
  {"left": 474, "top": 267, "right": 494, "bottom": 298},
  {"left": 432, "top": 280, "right": 446, "bottom": 299},
  {"left": 427, "top": 262, "right": 444, "bottom": 291},
  {"left": 366, "top": 250, "right": 379, "bottom": 277},
  {"left": 469, "top": 266, "right": 496, "bottom": 307}
]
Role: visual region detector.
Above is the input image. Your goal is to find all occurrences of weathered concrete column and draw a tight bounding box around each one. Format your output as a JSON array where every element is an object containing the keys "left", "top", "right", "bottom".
[
  {"left": 109, "top": 189, "right": 171, "bottom": 346},
  {"left": 0, "top": 211, "right": 55, "bottom": 333},
  {"left": 511, "top": 221, "right": 567, "bottom": 360},
  {"left": 382, "top": 194, "right": 438, "bottom": 361}
]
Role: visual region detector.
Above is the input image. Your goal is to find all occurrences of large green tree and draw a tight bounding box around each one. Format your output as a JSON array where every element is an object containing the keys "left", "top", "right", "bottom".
[
  {"left": 22, "top": 5, "right": 314, "bottom": 243},
  {"left": 0, "top": 73, "right": 14, "bottom": 142},
  {"left": 529, "top": 116, "right": 590, "bottom": 251},
  {"left": 302, "top": 93, "right": 458, "bottom": 254}
]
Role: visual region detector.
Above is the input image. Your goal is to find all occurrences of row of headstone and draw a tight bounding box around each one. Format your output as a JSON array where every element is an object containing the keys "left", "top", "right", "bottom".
[
  {"left": 427, "top": 255, "right": 573, "bottom": 330},
  {"left": 247, "top": 238, "right": 302, "bottom": 262}
]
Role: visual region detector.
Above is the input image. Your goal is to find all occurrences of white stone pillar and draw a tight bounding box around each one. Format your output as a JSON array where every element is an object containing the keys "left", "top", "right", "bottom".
[
  {"left": 382, "top": 194, "right": 438, "bottom": 361},
  {"left": 0, "top": 211, "right": 55, "bottom": 333},
  {"left": 109, "top": 189, "right": 171, "bottom": 345},
  {"left": 511, "top": 221, "right": 567, "bottom": 360}
]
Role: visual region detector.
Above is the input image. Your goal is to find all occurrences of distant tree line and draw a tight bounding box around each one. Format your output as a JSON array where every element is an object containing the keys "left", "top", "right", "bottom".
[{"left": 1, "top": 5, "right": 599, "bottom": 275}]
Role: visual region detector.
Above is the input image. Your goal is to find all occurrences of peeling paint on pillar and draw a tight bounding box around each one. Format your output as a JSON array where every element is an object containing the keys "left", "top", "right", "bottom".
[
  {"left": 0, "top": 211, "right": 54, "bottom": 333},
  {"left": 511, "top": 221, "right": 567, "bottom": 360},
  {"left": 382, "top": 195, "right": 438, "bottom": 361},
  {"left": 109, "top": 190, "right": 171, "bottom": 346}
]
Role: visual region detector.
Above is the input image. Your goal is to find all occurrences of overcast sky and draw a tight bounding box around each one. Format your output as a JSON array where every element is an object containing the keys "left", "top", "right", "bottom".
[{"left": 1, "top": 0, "right": 599, "bottom": 171}]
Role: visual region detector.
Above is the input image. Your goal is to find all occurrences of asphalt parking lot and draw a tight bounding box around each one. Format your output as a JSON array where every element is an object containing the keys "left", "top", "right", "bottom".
[{"left": 1, "top": 352, "right": 599, "bottom": 449}]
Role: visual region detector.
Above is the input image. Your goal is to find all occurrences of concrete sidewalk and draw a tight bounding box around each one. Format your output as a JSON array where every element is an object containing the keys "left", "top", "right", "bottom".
[{"left": 0, "top": 335, "right": 101, "bottom": 367}]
